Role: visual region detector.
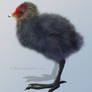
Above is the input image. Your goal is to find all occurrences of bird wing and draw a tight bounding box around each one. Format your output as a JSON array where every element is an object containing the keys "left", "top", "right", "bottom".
[{"left": 38, "top": 13, "right": 70, "bottom": 37}]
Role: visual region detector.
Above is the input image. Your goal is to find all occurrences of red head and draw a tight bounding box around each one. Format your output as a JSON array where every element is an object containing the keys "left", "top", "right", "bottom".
[
  {"left": 11, "top": 3, "right": 28, "bottom": 18},
  {"left": 10, "top": 2, "right": 38, "bottom": 20}
]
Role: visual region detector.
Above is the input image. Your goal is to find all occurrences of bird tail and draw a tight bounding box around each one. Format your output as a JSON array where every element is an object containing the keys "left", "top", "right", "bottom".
[{"left": 72, "top": 32, "right": 84, "bottom": 52}]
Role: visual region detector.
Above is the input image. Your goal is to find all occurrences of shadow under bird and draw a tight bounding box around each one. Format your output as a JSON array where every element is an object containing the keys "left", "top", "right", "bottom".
[{"left": 9, "top": 2, "right": 83, "bottom": 92}]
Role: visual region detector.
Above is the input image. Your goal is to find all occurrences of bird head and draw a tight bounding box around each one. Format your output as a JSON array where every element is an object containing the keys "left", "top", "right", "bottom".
[{"left": 9, "top": 2, "right": 38, "bottom": 20}]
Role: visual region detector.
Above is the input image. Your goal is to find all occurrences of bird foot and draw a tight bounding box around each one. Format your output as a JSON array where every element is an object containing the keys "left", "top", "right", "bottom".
[
  {"left": 48, "top": 80, "right": 67, "bottom": 92},
  {"left": 25, "top": 80, "right": 67, "bottom": 90}
]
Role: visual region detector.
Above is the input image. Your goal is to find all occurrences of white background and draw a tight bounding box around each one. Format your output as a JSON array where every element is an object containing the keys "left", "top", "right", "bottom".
[{"left": 0, "top": 0, "right": 92, "bottom": 92}]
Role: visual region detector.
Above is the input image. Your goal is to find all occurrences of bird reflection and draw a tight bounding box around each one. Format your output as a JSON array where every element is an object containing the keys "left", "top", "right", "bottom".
[{"left": 24, "top": 62, "right": 58, "bottom": 82}]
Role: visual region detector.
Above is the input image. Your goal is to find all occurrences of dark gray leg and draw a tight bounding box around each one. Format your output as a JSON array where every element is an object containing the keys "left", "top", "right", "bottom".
[
  {"left": 48, "top": 59, "right": 65, "bottom": 92},
  {"left": 25, "top": 59, "right": 66, "bottom": 91}
]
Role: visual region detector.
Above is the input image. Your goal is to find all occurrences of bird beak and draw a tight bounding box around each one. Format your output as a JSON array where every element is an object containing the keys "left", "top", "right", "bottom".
[{"left": 8, "top": 13, "right": 16, "bottom": 18}]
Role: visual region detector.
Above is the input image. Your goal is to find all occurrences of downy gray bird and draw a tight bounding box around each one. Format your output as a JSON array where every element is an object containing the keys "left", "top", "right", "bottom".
[{"left": 9, "top": 2, "right": 83, "bottom": 92}]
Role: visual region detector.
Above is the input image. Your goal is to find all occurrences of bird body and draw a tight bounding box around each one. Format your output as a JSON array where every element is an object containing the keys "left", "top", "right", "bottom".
[
  {"left": 10, "top": 2, "right": 83, "bottom": 92},
  {"left": 17, "top": 13, "right": 83, "bottom": 61}
]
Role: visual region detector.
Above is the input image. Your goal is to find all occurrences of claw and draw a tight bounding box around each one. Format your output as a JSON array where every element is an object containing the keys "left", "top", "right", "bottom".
[
  {"left": 25, "top": 85, "right": 32, "bottom": 90},
  {"left": 60, "top": 80, "right": 67, "bottom": 84}
]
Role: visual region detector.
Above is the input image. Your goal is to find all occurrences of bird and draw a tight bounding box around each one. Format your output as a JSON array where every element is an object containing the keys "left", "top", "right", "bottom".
[{"left": 9, "top": 2, "right": 83, "bottom": 92}]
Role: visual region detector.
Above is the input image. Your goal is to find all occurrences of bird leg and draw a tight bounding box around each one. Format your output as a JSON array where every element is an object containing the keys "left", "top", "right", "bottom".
[
  {"left": 48, "top": 59, "right": 65, "bottom": 92},
  {"left": 25, "top": 59, "right": 66, "bottom": 92}
]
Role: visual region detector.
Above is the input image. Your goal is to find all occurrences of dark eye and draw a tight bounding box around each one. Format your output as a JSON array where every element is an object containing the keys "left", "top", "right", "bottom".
[
  {"left": 19, "top": 7, "right": 25, "bottom": 14},
  {"left": 19, "top": 11, "right": 24, "bottom": 14}
]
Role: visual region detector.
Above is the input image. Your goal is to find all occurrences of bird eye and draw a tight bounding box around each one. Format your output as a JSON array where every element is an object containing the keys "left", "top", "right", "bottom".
[
  {"left": 19, "top": 7, "right": 25, "bottom": 14},
  {"left": 19, "top": 11, "right": 24, "bottom": 14}
]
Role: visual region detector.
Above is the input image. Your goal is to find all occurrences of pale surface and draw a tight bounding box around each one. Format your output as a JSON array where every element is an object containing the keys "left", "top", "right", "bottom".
[{"left": 0, "top": 0, "right": 92, "bottom": 92}]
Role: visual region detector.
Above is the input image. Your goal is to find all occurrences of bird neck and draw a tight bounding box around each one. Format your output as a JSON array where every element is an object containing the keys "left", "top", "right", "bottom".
[{"left": 17, "top": 12, "right": 39, "bottom": 27}]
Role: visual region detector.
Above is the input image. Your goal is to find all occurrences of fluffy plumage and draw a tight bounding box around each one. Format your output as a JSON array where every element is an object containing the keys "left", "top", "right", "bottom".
[
  {"left": 17, "top": 13, "right": 83, "bottom": 61},
  {"left": 11, "top": 2, "right": 83, "bottom": 92}
]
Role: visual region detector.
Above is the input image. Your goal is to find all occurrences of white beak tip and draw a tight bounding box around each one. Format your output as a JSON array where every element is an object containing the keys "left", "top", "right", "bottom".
[{"left": 8, "top": 14, "right": 11, "bottom": 18}]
